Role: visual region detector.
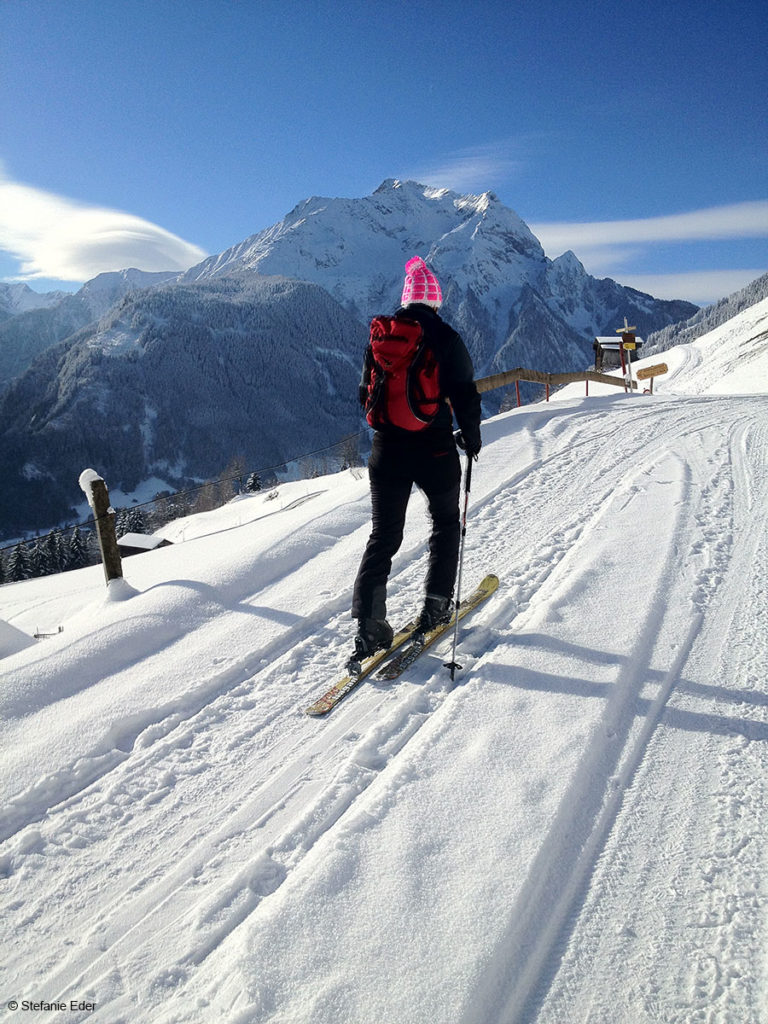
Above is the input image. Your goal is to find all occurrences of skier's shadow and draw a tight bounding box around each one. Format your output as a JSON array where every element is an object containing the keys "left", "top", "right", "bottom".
[{"left": 480, "top": 631, "right": 768, "bottom": 743}]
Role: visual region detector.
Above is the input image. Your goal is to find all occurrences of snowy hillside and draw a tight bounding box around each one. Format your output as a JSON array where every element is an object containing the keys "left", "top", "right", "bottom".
[
  {"left": 1, "top": 297, "right": 767, "bottom": 1023},
  {"left": 645, "top": 270, "right": 768, "bottom": 358}
]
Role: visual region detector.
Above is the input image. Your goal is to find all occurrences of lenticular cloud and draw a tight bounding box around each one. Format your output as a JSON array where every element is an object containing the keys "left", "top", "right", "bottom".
[{"left": 0, "top": 170, "right": 207, "bottom": 282}]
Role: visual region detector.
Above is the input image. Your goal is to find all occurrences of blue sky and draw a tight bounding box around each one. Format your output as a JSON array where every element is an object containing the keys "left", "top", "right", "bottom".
[{"left": 1, "top": 0, "right": 766, "bottom": 305}]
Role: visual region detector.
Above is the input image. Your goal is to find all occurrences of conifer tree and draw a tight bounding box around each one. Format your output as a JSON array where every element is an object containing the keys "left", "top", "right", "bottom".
[
  {"left": 69, "top": 527, "right": 89, "bottom": 570},
  {"left": 39, "top": 535, "right": 56, "bottom": 575},
  {"left": 126, "top": 506, "right": 147, "bottom": 533},
  {"left": 7, "top": 543, "right": 29, "bottom": 582},
  {"left": 52, "top": 529, "right": 68, "bottom": 572}
]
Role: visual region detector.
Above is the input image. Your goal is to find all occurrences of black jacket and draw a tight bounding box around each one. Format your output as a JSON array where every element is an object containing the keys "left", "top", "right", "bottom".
[{"left": 360, "top": 303, "right": 482, "bottom": 449}]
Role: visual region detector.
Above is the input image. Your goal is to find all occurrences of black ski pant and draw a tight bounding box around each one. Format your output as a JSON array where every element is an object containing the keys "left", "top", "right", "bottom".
[{"left": 352, "top": 431, "right": 462, "bottom": 621}]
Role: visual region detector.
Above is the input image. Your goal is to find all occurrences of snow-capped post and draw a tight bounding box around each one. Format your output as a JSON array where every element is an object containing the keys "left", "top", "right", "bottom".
[
  {"left": 616, "top": 317, "right": 638, "bottom": 394},
  {"left": 78, "top": 468, "right": 124, "bottom": 586}
]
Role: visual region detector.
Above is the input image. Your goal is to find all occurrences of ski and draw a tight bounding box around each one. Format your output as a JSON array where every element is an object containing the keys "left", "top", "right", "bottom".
[
  {"left": 303, "top": 574, "right": 499, "bottom": 716},
  {"left": 303, "top": 616, "right": 420, "bottom": 716},
  {"left": 376, "top": 574, "right": 499, "bottom": 681}
]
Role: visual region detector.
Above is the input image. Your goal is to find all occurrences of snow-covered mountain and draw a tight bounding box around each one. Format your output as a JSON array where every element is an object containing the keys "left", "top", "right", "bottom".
[
  {"left": 75, "top": 268, "right": 179, "bottom": 320},
  {"left": 184, "top": 179, "right": 697, "bottom": 376},
  {"left": 0, "top": 281, "right": 67, "bottom": 320},
  {"left": 0, "top": 269, "right": 178, "bottom": 392},
  {"left": 0, "top": 180, "right": 701, "bottom": 538},
  {"left": 0, "top": 181, "right": 699, "bottom": 395}
]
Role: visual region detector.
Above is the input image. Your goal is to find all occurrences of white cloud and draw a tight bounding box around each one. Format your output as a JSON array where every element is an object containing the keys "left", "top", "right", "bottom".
[
  {"left": 0, "top": 169, "right": 207, "bottom": 283},
  {"left": 531, "top": 201, "right": 768, "bottom": 255},
  {"left": 620, "top": 269, "right": 767, "bottom": 305},
  {"left": 531, "top": 201, "right": 768, "bottom": 304},
  {"left": 404, "top": 143, "right": 523, "bottom": 193}
]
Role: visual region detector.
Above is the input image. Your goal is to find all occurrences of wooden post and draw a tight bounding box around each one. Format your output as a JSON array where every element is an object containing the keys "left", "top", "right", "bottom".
[{"left": 79, "top": 469, "right": 123, "bottom": 585}]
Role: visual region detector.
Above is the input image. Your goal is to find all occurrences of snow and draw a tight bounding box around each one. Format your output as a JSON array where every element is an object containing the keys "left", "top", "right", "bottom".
[
  {"left": 2, "top": 299, "right": 768, "bottom": 1023},
  {"left": 77, "top": 468, "right": 104, "bottom": 500},
  {"left": 0, "top": 618, "right": 37, "bottom": 658}
]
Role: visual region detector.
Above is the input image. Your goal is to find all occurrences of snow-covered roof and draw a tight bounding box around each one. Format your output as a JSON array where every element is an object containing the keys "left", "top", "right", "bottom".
[
  {"left": 117, "top": 532, "right": 170, "bottom": 551},
  {"left": 0, "top": 618, "right": 36, "bottom": 659}
]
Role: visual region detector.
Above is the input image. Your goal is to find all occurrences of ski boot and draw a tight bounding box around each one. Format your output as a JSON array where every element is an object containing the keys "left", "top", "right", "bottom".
[
  {"left": 346, "top": 617, "right": 394, "bottom": 677},
  {"left": 415, "top": 595, "right": 454, "bottom": 636}
]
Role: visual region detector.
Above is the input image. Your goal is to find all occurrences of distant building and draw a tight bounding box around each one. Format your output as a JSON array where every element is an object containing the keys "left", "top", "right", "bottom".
[
  {"left": 117, "top": 532, "right": 173, "bottom": 557},
  {"left": 593, "top": 336, "right": 644, "bottom": 372}
]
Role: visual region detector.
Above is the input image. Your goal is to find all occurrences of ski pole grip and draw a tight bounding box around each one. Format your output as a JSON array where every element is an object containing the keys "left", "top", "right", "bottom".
[{"left": 465, "top": 452, "right": 473, "bottom": 493}]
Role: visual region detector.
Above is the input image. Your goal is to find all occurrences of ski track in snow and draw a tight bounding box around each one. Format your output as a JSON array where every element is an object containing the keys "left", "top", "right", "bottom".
[
  {"left": 2, "top": 354, "right": 768, "bottom": 1022},
  {"left": 531, "top": 415, "right": 768, "bottom": 1024},
  {"left": 483, "top": 414, "right": 768, "bottom": 1024}
]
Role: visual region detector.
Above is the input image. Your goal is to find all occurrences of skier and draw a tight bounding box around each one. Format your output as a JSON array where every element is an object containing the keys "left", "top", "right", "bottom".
[{"left": 349, "top": 256, "right": 482, "bottom": 667}]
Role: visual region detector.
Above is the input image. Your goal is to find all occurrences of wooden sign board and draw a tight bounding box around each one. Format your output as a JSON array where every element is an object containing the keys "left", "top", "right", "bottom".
[{"left": 636, "top": 363, "right": 668, "bottom": 381}]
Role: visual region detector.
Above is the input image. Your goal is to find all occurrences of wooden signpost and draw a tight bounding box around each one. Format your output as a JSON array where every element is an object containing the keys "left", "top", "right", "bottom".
[
  {"left": 636, "top": 363, "right": 669, "bottom": 393},
  {"left": 616, "top": 317, "right": 638, "bottom": 393}
]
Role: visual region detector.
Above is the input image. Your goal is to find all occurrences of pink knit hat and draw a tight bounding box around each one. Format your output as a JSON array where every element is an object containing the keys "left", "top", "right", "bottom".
[{"left": 401, "top": 256, "right": 442, "bottom": 309}]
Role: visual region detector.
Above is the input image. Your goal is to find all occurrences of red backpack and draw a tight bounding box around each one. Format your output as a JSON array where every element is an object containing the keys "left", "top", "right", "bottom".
[{"left": 363, "top": 315, "right": 442, "bottom": 432}]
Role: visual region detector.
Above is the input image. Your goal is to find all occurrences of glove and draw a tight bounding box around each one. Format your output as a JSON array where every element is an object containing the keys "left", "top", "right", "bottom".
[{"left": 454, "top": 428, "right": 481, "bottom": 459}]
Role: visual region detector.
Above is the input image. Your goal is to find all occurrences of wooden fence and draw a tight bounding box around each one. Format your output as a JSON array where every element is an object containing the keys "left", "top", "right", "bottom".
[{"left": 475, "top": 363, "right": 668, "bottom": 401}]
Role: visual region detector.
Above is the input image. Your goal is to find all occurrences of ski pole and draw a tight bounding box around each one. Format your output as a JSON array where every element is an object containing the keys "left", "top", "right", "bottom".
[{"left": 444, "top": 452, "right": 473, "bottom": 680}]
